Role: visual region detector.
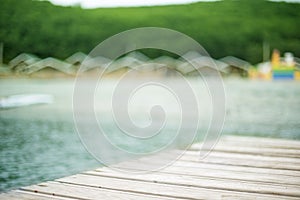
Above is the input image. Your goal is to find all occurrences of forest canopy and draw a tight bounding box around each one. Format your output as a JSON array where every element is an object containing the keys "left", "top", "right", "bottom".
[{"left": 0, "top": 0, "right": 299, "bottom": 64}]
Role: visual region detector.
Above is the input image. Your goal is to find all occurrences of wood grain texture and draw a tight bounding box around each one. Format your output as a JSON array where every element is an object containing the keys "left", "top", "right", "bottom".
[{"left": 1, "top": 135, "right": 300, "bottom": 200}]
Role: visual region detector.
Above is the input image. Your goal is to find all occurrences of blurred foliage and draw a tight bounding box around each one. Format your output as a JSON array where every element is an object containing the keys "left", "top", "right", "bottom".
[{"left": 0, "top": 0, "right": 299, "bottom": 63}]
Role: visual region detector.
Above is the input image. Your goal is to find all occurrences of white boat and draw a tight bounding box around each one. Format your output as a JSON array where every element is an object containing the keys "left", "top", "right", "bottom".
[{"left": 0, "top": 94, "right": 53, "bottom": 109}]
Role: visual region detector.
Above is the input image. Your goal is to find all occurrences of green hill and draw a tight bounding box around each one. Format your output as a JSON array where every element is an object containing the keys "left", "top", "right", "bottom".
[{"left": 0, "top": 0, "right": 299, "bottom": 63}]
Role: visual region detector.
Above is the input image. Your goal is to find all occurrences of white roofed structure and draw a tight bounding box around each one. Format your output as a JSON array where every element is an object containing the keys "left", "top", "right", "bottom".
[
  {"left": 65, "top": 52, "right": 89, "bottom": 65},
  {"left": 219, "top": 56, "right": 251, "bottom": 72},
  {"left": 9, "top": 53, "right": 41, "bottom": 70},
  {"left": 19, "top": 57, "right": 75, "bottom": 74}
]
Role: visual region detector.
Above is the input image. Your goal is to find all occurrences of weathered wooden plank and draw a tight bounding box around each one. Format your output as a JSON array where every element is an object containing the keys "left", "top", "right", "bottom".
[
  {"left": 94, "top": 161, "right": 300, "bottom": 186},
  {"left": 57, "top": 173, "right": 299, "bottom": 200},
  {"left": 191, "top": 143, "right": 300, "bottom": 158},
  {"left": 185, "top": 154, "right": 300, "bottom": 170},
  {"left": 0, "top": 191, "right": 71, "bottom": 200},
  {"left": 221, "top": 135, "right": 300, "bottom": 150},
  {"left": 125, "top": 152, "right": 300, "bottom": 176},
  {"left": 85, "top": 168, "right": 300, "bottom": 197},
  {"left": 180, "top": 150, "right": 300, "bottom": 169},
  {"left": 114, "top": 149, "right": 300, "bottom": 171},
  {"left": 169, "top": 159, "right": 300, "bottom": 177},
  {"left": 185, "top": 150, "right": 300, "bottom": 164},
  {"left": 21, "top": 181, "right": 174, "bottom": 200},
  {"left": 166, "top": 151, "right": 300, "bottom": 170}
]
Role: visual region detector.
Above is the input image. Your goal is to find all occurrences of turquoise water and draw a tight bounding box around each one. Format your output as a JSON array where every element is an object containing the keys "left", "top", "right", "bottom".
[
  {"left": 0, "top": 78, "right": 300, "bottom": 191},
  {"left": 0, "top": 118, "right": 97, "bottom": 191}
]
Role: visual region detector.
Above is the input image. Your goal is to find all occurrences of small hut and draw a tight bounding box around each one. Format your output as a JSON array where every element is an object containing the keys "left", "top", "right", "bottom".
[
  {"left": 19, "top": 57, "right": 75, "bottom": 77},
  {"left": 9, "top": 53, "right": 41, "bottom": 73},
  {"left": 219, "top": 56, "right": 251, "bottom": 77}
]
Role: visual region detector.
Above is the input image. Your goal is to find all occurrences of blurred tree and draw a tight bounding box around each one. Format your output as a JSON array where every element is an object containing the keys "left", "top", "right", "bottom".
[{"left": 0, "top": 0, "right": 299, "bottom": 63}]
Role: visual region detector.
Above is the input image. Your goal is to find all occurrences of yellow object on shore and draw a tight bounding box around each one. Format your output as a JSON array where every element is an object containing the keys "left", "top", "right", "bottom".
[
  {"left": 295, "top": 71, "right": 300, "bottom": 80},
  {"left": 261, "top": 72, "right": 272, "bottom": 80},
  {"left": 271, "top": 49, "right": 281, "bottom": 67}
]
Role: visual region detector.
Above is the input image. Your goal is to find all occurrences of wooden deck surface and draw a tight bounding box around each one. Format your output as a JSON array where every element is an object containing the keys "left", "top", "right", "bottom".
[{"left": 1, "top": 135, "right": 300, "bottom": 200}]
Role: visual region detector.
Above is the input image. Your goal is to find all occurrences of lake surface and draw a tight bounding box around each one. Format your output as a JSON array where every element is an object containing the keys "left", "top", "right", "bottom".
[{"left": 0, "top": 77, "right": 300, "bottom": 191}]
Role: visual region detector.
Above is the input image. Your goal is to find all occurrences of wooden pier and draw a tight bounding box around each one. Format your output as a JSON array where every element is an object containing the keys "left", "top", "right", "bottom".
[{"left": 1, "top": 135, "right": 300, "bottom": 200}]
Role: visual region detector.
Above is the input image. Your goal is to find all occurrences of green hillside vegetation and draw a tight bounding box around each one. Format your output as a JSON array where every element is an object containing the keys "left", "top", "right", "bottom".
[{"left": 1, "top": 0, "right": 299, "bottom": 63}]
